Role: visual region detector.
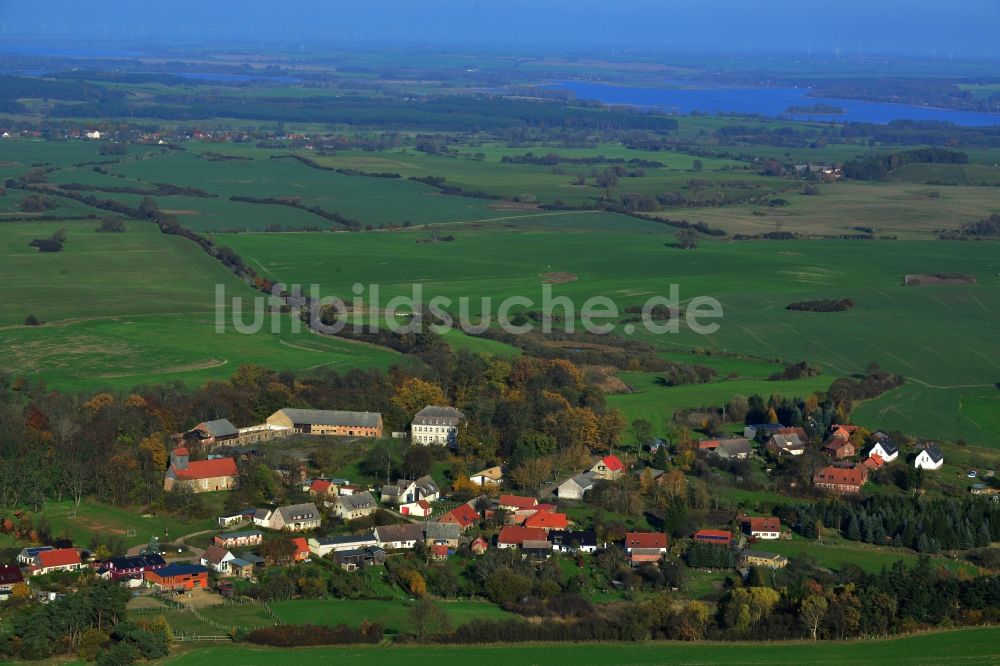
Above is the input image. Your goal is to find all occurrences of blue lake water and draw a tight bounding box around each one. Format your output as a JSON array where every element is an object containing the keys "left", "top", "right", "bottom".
[{"left": 550, "top": 81, "right": 1000, "bottom": 127}]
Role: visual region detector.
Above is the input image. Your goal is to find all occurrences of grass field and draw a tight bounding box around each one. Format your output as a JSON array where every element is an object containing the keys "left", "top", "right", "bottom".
[
  {"left": 29, "top": 499, "right": 224, "bottom": 548},
  {"left": 661, "top": 180, "right": 1000, "bottom": 238},
  {"left": 268, "top": 598, "right": 513, "bottom": 635},
  {"left": 220, "top": 230, "right": 1000, "bottom": 445},
  {"left": 162, "top": 626, "right": 1000, "bottom": 665},
  {"left": 762, "top": 534, "right": 975, "bottom": 575}
]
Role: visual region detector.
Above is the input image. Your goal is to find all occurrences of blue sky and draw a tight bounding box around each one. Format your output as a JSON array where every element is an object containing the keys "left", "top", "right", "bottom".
[{"left": 0, "top": 0, "right": 997, "bottom": 57}]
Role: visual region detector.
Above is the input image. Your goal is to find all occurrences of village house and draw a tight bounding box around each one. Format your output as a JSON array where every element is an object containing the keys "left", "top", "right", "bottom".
[
  {"left": 767, "top": 433, "right": 805, "bottom": 457},
  {"left": 715, "top": 438, "right": 753, "bottom": 460},
  {"left": 469, "top": 466, "right": 504, "bottom": 487},
  {"left": 334, "top": 547, "right": 386, "bottom": 571},
  {"left": 624, "top": 532, "right": 669, "bottom": 564},
  {"left": 549, "top": 530, "right": 598, "bottom": 553},
  {"left": 269, "top": 503, "right": 321, "bottom": 531},
  {"left": 401, "top": 499, "right": 433, "bottom": 518},
  {"left": 218, "top": 509, "right": 255, "bottom": 527},
  {"left": 201, "top": 545, "right": 236, "bottom": 574},
  {"left": 557, "top": 471, "right": 596, "bottom": 500},
  {"left": 498, "top": 526, "right": 548, "bottom": 549},
  {"left": 969, "top": 483, "right": 1000, "bottom": 498},
  {"left": 381, "top": 475, "right": 440, "bottom": 505},
  {"left": 823, "top": 438, "right": 856, "bottom": 459},
  {"left": 693, "top": 529, "right": 733, "bottom": 546},
  {"left": 213, "top": 530, "right": 263, "bottom": 549},
  {"left": 163, "top": 448, "right": 237, "bottom": 493},
  {"left": 740, "top": 516, "right": 781, "bottom": 540},
  {"left": 438, "top": 503, "right": 479, "bottom": 531},
  {"left": 742, "top": 550, "right": 788, "bottom": 569},
  {"left": 868, "top": 433, "right": 899, "bottom": 463},
  {"left": 590, "top": 454, "right": 625, "bottom": 480},
  {"left": 829, "top": 424, "right": 859, "bottom": 441},
  {"left": 308, "top": 532, "right": 378, "bottom": 558},
  {"left": 266, "top": 408, "right": 383, "bottom": 438},
  {"left": 423, "top": 522, "right": 461, "bottom": 549},
  {"left": 99, "top": 554, "right": 166, "bottom": 581},
  {"left": 915, "top": 445, "right": 945, "bottom": 470},
  {"left": 411, "top": 406, "right": 464, "bottom": 445},
  {"left": 813, "top": 463, "right": 869, "bottom": 494},
  {"left": 470, "top": 537, "right": 489, "bottom": 555},
  {"left": 307, "top": 479, "right": 337, "bottom": 499},
  {"left": 430, "top": 544, "right": 451, "bottom": 561},
  {"left": 523, "top": 511, "right": 569, "bottom": 531},
  {"left": 292, "top": 537, "right": 310, "bottom": 562},
  {"left": 332, "top": 491, "right": 378, "bottom": 520},
  {"left": 30, "top": 548, "right": 83, "bottom": 577},
  {"left": 0, "top": 565, "right": 26, "bottom": 601},
  {"left": 252, "top": 508, "right": 273, "bottom": 528},
  {"left": 144, "top": 564, "right": 208, "bottom": 591},
  {"left": 228, "top": 558, "right": 256, "bottom": 579},
  {"left": 499, "top": 495, "right": 538, "bottom": 512},
  {"left": 375, "top": 524, "right": 425, "bottom": 550}
]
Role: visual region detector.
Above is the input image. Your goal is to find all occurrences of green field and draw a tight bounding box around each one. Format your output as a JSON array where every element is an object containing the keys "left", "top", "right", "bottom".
[
  {"left": 162, "top": 627, "right": 1000, "bottom": 665},
  {"left": 762, "top": 535, "right": 975, "bottom": 575},
  {"left": 220, "top": 230, "right": 1000, "bottom": 445},
  {"left": 268, "top": 598, "right": 513, "bottom": 635}
]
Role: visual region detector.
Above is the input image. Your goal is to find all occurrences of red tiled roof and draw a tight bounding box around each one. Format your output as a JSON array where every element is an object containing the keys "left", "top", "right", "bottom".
[
  {"left": 863, "top": 454, "right": 884, "bottom": 470},
  {"left": 745, "top": 516, "right": 781, "bottom": 533},
  {"left": 416, "top": 499, "right": 431, "bottom": 510},
  {"left": 698, "top": 440, "right": 720, "bottom": 450},
  {"left": 532, "top": 503, "right": 557, "bottom": 512},
  {"left": 37, "top": 548, "right": 80, "bottom": 568},
  {"left": 440, "top": 504, "right": 478, "bottom": 528},
  {"left": 814, "top": 464, "right": 868, "bottom": 487},
  {"left": 173, "top": 446, "right": 190, "bottom": 456},
  {"left": 499, "top": 495, "right": 538, "bottom": 510},
  {"left": 174, "top": 457, "right": 238, "bottom": 480},
  {"left": 292, "top": 537, "right": 309, "bottom": 555},
  {"left": 625, "top": 532, "right": 668, "bottom": 549},
  {"left": 693, "top": 529, "right": 732, "bottom": 542},
  {"left": 601, "top": 454, "right": 624, "bottom": 472},
  {"left": 431, "top": 544, "right": 449, "bottom": 557},
  {"left": 498, "top": 526, "right": 547, "bottom": 546},
  {"left": 524, "top": 512, "right": 569, "bottom": 530},
  {"left": 310, "top": 479, "right": 333, "bottom": 494}
]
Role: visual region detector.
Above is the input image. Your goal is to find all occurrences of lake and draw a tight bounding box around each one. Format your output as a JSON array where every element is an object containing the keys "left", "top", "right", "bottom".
[{"left": 549, "top": 80, "right": 1000, "bottom": 127}]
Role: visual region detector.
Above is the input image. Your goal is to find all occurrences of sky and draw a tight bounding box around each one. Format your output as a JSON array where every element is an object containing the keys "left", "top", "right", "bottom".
[{"left": 0, "top": 0, "right": 998, "bottom": 58}]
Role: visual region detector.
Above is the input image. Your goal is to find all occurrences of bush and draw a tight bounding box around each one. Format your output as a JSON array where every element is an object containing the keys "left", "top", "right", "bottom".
[
  {"left": 786, "top": 299, "right": 854, "bottom": 313},
  {"left": 24, "top": 314, "right": 41, "bottom": 326},
  {"left": 246, "top": 622, "right": 383, "bottom": 647}
]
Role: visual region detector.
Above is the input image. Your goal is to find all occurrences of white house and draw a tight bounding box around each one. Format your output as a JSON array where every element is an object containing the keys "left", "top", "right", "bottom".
[
  {"left": 868, "top": 436, "right": 899, "bottom": 464},
  {"left": 201, "top": 545, "right": 235, "bottom": 574},
  {"left": 84, "top": 130, "right": 102, "bottom": 140},
  {"left": 469, "top": 466, "right": 503, "bottom": 486},
  {"left": 401, "top": 499, "right": 433, "bottom": 518},
  {"left": 915, "top": 445, "right": 944, "bottom": 471},
  {"left": 411, "top": 406, "right": 464, "bottom": 446},
  {"left": 252, "top": 508, "right": 273, "bottom": 528},
  {"left": 308, "top": 533, "right": 378, "bottom": 558},
  {"left": 333, "top": 491, "right": 378, "bottom": 520}
]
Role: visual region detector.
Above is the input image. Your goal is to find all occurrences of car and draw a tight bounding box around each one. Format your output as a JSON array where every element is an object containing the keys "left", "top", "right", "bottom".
[{"left": 967, "top": 470, "right": 978, "bottom": 478}]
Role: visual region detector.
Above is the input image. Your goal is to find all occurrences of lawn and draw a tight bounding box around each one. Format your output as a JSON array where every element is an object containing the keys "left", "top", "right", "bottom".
[
  {"left": 162, "top": 626, "right": 1000, "bottom": 665},
  {"left": 268, "top": 598, "right": 513, "bottom": 635},
  {"left": 762, "top": 535, "right": 975, "bottom": 575},
  {"left": 31, "top": 499, "right": 224, "bottom": 549}
]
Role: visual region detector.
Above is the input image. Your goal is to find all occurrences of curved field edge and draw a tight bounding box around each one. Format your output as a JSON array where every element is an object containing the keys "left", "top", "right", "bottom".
[{"left": 161, "top": 626, "right": 1000, "bottom": 665}]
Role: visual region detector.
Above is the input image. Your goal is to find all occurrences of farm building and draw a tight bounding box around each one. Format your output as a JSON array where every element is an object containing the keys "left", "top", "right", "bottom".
[
  {"left": 767, "top": 433, "right": 804, "bottom": 457},
  {"left": 181, "top": 419, "right": 239, "bottom": 447},
  {"left": 308, "top": 532, "right": 378, "bottom": 557},
  {"left": 557, "top": 471, "right": 596, "bottom": 500},
  {"left": 693, "top": 529, "right": 733, "bottom": 546},
  {"left": 214, "top": 530, "right": 263, "bottom": 549},
  {"left": 99, "top": 554, "right": 167, "bottom": 581},
  {"left": 410, "top": 405, "right": 464, "bottom": 445},
  {"left": 742, "top": 550, "right": 788, "bottom": 569},
  {"left": 266, "top": 408, "right": 383, "bottom": 438}
]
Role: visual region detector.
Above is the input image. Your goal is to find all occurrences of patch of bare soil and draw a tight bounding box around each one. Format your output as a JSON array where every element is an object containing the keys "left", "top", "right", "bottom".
[
  {"left": 581, "top": 365, "right": 633, "bottom": 394},
  {"left": 540, "top": 271, "right": 578, "bottom": 285},
  {"left": 488, "top": 201, "right": 540, "bottom": 211},
  {"left": 161, "top": 209, "right": 201, "bottom": 216},
  {"left": 904, "top": 273, "right": 977, "bottom": 286}
]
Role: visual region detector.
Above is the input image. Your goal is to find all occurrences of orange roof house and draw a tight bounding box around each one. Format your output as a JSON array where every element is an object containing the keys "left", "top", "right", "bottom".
[
  {"left": 292, "top": 537, "right": 310, "bottom": 561},
  {"left": 499, "top": 495, "right": 538, "bottom": 511},
  {"left": 813, "top": 463, "right": 868, "bottom": 494},
  {"left": 164, "top": 448, "right": 237, "bottom": 493},
  {"left": 438, "top": 504, "right": 479, "bottom": 530},
  {"left": 497, "top": 526, "right": 547, "bottom": 548},
  {"left": 624, "top": 532, "right": 668, "bottom": 551},
  {"left": 523, "top": 511, "right": 569, "bottom": 530}
]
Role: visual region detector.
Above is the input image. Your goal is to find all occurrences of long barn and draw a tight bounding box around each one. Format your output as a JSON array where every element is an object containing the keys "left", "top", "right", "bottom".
[{"left": 266, "top": 408, "right": 383, "bottom": 438}]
